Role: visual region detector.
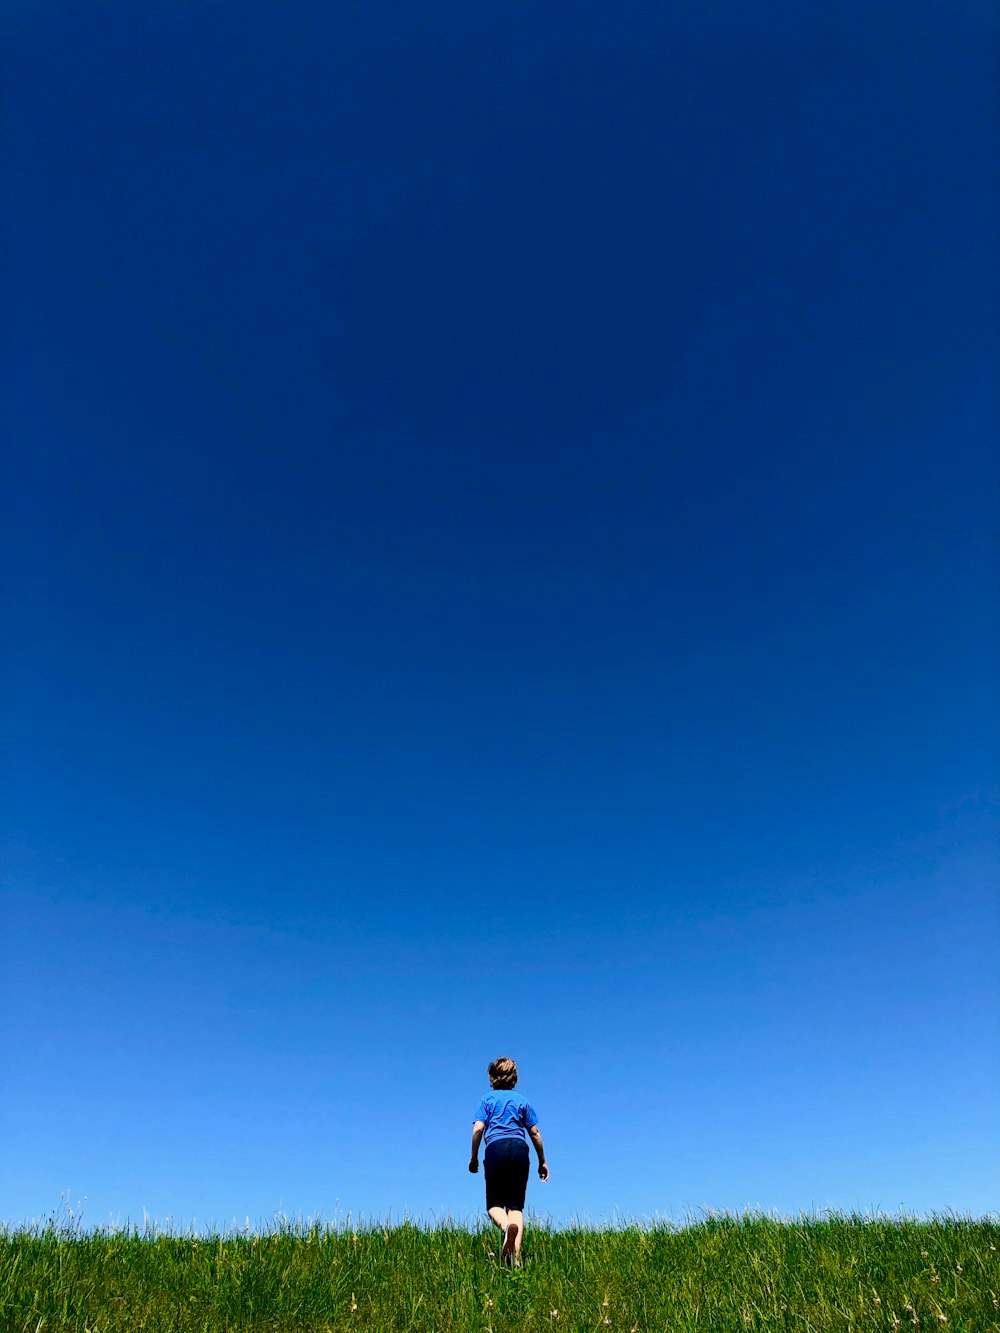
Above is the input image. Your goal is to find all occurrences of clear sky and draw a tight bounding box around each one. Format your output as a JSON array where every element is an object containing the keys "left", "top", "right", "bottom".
[{"left": 2, "top": 0, "right": 997, "bottom": 1234}]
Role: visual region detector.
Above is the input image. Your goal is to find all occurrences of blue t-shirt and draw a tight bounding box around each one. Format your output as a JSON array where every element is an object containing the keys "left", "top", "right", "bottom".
[{"left": 475, "top": 1090, "right": 538, "bottom": 1148}]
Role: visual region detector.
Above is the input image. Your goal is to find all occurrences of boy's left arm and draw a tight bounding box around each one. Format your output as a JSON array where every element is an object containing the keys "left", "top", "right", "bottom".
[{"left": 469, "top": 1121, "right": 485, "bottom": 1172}]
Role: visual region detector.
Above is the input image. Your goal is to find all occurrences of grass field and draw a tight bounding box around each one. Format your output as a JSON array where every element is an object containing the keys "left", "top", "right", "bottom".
[{"left": 1, "top": 1208, "right": 997, "bottom": 1332}]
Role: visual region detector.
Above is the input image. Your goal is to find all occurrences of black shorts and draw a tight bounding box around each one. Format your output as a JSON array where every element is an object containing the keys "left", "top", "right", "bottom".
[{"left": 484, "top": 1138, "right": 530, "bottom": 1210}]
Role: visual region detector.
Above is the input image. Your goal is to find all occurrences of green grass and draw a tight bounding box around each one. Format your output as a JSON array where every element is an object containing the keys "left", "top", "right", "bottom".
[{"left": 1, "top": 1209, "right": 997, "bottom": 1332}]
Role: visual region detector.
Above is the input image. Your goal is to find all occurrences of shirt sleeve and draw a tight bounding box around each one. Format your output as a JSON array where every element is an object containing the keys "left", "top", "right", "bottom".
[
  {"left": 474, "top": 1098, "right": 489, "bottom": 1123},
  {"left": 523, "top": 1101, "right": 538, "bottom": 1130}
]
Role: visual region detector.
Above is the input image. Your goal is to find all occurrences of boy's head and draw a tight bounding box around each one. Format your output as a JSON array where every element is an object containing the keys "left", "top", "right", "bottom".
[{"left": 488, "top": 1056, "right": 518, "bottom": 1089}]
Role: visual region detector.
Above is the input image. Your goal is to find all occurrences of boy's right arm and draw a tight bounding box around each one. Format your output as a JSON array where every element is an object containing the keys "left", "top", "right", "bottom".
[{"left": 528, "top": 1125, "right": 549, "bottom": 1181}]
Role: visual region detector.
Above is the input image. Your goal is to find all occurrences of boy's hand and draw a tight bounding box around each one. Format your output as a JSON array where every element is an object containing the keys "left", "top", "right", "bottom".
[
  {"left": 468, "top": 1158, "right": 479, "bottom": 1173},
  {"left": 538, "top": 1163, "right": 549, "bottom": 1181}
]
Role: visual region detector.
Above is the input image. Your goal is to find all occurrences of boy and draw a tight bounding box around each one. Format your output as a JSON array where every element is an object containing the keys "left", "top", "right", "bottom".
[{"left": 468, "top": 1056, "right": 549, "bottom": 1266}]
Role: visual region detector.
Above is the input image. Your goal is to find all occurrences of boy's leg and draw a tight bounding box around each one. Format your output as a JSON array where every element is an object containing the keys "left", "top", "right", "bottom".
[
  {"left": 487, "top": 1206, "right": 508, "bottom": 1231},
  {"left": 499, "top": 1211, "right": 519, "bottom": 1264},
  {"left": 506, "top": 1208, "right": 524, "bottom": 1254}
]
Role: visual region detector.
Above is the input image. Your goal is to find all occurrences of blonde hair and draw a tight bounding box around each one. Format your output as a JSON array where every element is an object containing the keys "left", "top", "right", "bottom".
[{"left": 488, "top": 1056, "right": 518, "bottom": 1089}]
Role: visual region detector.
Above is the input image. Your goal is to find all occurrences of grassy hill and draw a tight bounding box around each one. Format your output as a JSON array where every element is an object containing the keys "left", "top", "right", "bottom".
[{"left": 1, "top": 1210, "right": 997, "bottom": 1331}]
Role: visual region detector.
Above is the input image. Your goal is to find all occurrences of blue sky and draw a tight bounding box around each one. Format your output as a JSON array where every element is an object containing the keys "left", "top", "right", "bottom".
[{"left": 2, "top": 0, "right": 997, "bottom": 1233}]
